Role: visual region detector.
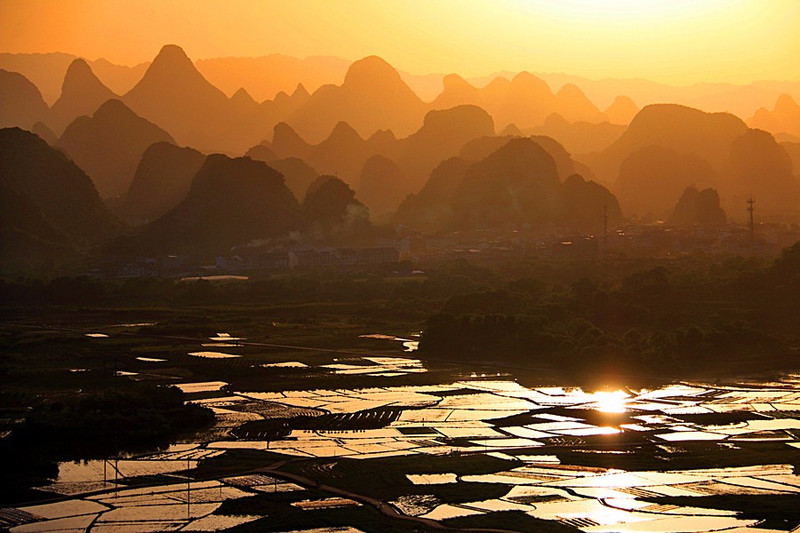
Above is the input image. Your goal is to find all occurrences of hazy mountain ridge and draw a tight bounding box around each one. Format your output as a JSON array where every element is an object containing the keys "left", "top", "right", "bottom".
[
  {"left": 591, "top": 104, "right": 800, "bottom": 220},
  {"left": 47, "top": 58, "right": 117, "bottom": 134},
  {"left": 749, "top": 94, "right": 800, "bottom": 140},
  {"left": 668, "top": 187, "right": 727, "bottom": 226},
  {"left": 3, "top": 48, "right": 798, "bottom": 148},
  {"left": 0, "top": 52, "right": 146, "bottom": 104},
  {"left": 615, "top": 145, "right": 719, "bottom": 218},
  {"left": 0, "top": 127, "right": 124, "bottom": 270},
  {"left": 4, "top": 50, "right": 791, "bottom": 117},
  {"left": 0, "top": 69, "right": 48, "bottom": 129},
  {"left": 252, "top": 104, "right": 495, "bottom": 216},
  {"left": 358, "top": 154, "right": 407, "bottom": 218},
  {"left": 396, "top": 137, "right": 621, "bottom": 232},
  {"left": 122, "top": 45, "right": 264, "bottom": 153},
  {"left": 58, "top": 99, "right": 175, "bottom": 198},
  {"left": 120, "top": 142, "right": 206, "bottom": 224},
  {"left": 194, "top": 54, "right": 351, "bottom": 101},
  {"left": 113, "top": 155, "right": 374, "bottom": 255},
  {"left": 118, "top": 154, "right": 306, "bottom": 255},
  {"left": 285, "top": 55, "right": 428, "bottom": 143},
  {"left": 2, "top": 45, "right": 800, "bottom": 262},
  {"left": 303, "top": 175, "right": 372, "bottom": 241}
]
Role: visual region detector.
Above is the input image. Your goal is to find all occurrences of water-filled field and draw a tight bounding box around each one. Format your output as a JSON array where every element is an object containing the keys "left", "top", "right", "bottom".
[{"left": 4, "top": 328, "right": 800, "bottom": 532}]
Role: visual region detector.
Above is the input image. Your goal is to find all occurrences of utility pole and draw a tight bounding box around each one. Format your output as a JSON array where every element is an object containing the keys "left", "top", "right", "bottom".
[
  {"left": 603, "top": 204, "right": 608, "bottom": 253},
  {"left": 186, "top": 456, "right": 191, "bottom": 520},
  {"left": 747, "top": 197, "right": 755, "bottom": 246}
]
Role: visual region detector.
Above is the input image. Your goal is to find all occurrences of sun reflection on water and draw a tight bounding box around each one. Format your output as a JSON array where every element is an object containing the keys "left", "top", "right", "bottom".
[{"left": 590, "top": 390, "right": 629, "bottom": 413}]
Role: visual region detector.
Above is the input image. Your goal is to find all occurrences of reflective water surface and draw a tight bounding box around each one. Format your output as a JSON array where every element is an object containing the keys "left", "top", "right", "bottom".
[{"left": 9, "top": 332, "right": 800, "bottom": 533}]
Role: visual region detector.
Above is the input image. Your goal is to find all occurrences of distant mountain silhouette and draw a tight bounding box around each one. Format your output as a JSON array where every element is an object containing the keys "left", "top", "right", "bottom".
[
  {"left": 303, "top": 175, "right": 371, "bottom": 239},
  {"left": 729, "top": 129, "right": 799, "bottom": 214},
  {"left": 460, "top": 134, "right": 595, "bottom": 183},
  {"left": 127, "top": 154, "right": 305, "bottom": 254},
  {"left": 244, "top": 143, "right": 277, "bottom": 163},
  {"left": 397, "top": 105, "right": 494, "bottom": 191},
  {"left": 0, "top": 69, "right": 48, "bottom": 129},
  {"left": 48, "top": 59, "right": 117, "bottom": 134},
  {"left": 593, "top": 104, "right": 748, "bottom": 185},
  {"left": 0, "top": 128, "right": 123, "bottom": 269},
  {"left": 774, "top": 133, "right": 800, "bottom": 143},
  {"left": 749, "top": 94, "right": 800, "bottom": 139},
  {"left": 668, "top": 187, "right": 727, "bottom": 226},
  {"left": 604, "top": 96, "right": 639, "bottom": 125},
  {"left": 0, "top": 53, "right": 146, "bottom": 103},
  {"left": 553, "top": 83, "right": 605, "bottom": 123},
  {"left": 58, "top": 99, "right": 174, "bottom": 198},
  {"left": 3, "top": 50, "right": 796, "bottom": 120},
  {"left": 597, "top": 105, "right": 800, "bottom": 218},
  {"left": 357, "top": 155, "right": 407, "bottom": 217},
  {"left": 394, "top": 157, "right": 470, "bottom": 232},
  {"left": 123, "top": 44, "right": 265, "bottom": 152},
  {"left": 750, "top": 107, "right": 784, "bottom": 136},
  {"left": 480, "top": 77, "right": 513, "bottom": 109},
  {"left": 263, "top": 83, "right": 311, "bottom": 129},
  {"left": 0, "top": 183, "right": 68, "bottom": 245},
  {"left": 273, "top": 83, "right": 311, "bottom": 107},
  {"left": 615, "top": 145, "right": 718, "bottom": 217},
  {"left": 366, "top": 128, "right": 399, "bottom": 157},
  {"left": 458, "top": 135, "right": 519, "bottom": 162},
  {"left": 431, "top": 74, "right": 484, "bottom": 110},
  {"left": 88, "top": 58, "right": 149, "bottom": 96},
  {"left": 121, "top": 142, "right": 206, "bottom": 224},
  {"left": 493, "top": 72, "right": 556, "bottom": 130},
  {"left": 781, "top": 142, "right": 800, "bottom": 176},
  {"left": 195, "top": 54, "right": 350, "bottom": 102},
  {"left": 533, "top": 71, "right": 800, "bottom": 119},
  {"left": 16, "top": 45, "right": 800, "bottom": 231},
  {"left": 311, "top": 121, "right": 373, "bottom": 181},
  {"left": 265, "top": 157, "right": 319, "bottom": 201},
  {"left": 530, "top": 113, "right": 625, "bottom": 155},
  {"left": 124, "top": 44, "right": 225, "bottom": 146},
  {"left": 500, "top": 123, "right": 524, "bottom": 137},
  {"left": 288, "top": 55, "right": 427, "bottom": 142},
  {"left": 397, "top": 138, "right": 623, "bottom": 233},
  {"left": 0, "top": 184, "right": 79, "bottom": 273},
  {"left": 31, "top": 121, "right": 58, "bottom": 145},
  {"left": 230, "top": 87, "right": 259, "bottom": 111},
  {"left": 560, "top": 174, "right": 623, "bottom": 231},
  {"left": 451, "top": 138, "right": 562, "bottom": 227},
  {"left": 617, "top": 104, "right": 748, "bottom": 165},
  {"left": 0, "top": 53, "right": 78, "bottom": 103},
  {"left": 264, "top": 121, "right": 374, "bottom": 187},
  {"left": 270, "top": 122, "right": 313, "bottom": 160},
  {"left": 424, "top": 73, "right": 610, "bottom": 132},
  {"left": 529, "top": 136, "right": 578, "bottom": 180},
  {"left": 266, "top": 105, "right": 494, "bottom": 195}
]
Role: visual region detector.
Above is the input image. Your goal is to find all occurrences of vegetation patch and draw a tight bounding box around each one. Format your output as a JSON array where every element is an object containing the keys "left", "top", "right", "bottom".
[
  {"left": 445, "top": 510, "right": 580, "bottom": 532},
  {"left": 15, "top": 382, "right": 214, "bottom": 458},
  {"left": 233, "top": 406, "right": 406, "bottom": 439}
]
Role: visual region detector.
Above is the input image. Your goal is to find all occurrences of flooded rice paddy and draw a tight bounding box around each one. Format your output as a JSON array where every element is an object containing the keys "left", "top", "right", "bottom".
[{"left": 4, "top": 330, "right": 800, "bottom": 532}]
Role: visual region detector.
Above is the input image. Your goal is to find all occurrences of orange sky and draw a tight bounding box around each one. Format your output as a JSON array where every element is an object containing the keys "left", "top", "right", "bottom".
[{"left": 1, "top": 0, "right": 798, "bottom": 84}]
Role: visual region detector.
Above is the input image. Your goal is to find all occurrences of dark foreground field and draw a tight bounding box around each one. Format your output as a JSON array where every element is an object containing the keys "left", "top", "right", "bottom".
[{"left": 2, "top": 251, "right": 800, "bottom": 530}]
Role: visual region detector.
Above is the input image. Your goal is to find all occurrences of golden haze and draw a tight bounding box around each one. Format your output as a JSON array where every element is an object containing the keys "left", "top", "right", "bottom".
[{"left": 1, "top": 0, "right": 798, "bottom": 85}]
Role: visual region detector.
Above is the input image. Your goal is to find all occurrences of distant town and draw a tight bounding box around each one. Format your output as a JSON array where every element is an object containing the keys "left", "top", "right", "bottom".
[{"left": 90, "top": 218, "right": 800, "bottom": 280}]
